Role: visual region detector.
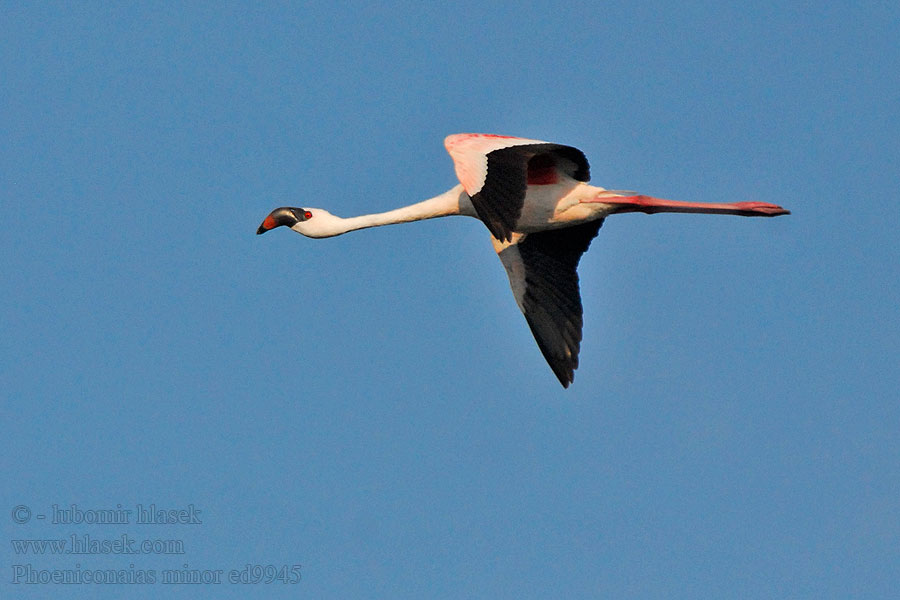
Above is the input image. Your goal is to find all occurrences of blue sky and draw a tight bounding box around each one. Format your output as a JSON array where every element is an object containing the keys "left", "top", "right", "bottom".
[{"left": 2, "top": 2, "right": 898, "bottom": 598}]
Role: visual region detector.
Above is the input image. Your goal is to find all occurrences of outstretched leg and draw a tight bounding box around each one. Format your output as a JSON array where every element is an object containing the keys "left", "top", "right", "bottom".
[{"left": 587, "top": 194, "right": 790, "bottom": 217}]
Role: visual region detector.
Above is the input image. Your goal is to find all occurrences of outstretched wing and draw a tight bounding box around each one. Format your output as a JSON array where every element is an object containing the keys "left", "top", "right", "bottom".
[
  {"left": 445, "top": 134, "right": 590, "bottom": 242},
  {"left": 492, "top": 219, "right": 604, "bottom": 388}
]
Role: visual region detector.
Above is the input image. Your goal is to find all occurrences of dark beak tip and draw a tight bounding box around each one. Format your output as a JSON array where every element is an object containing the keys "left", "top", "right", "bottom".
[{"left": 256, "top": 225, "right": 267, "bottom": 235}]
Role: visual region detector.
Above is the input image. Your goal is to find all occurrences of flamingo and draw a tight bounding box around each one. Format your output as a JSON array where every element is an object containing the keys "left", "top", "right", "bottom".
[{"left": 257, "top": 134, "right": 789, "bottom": 387}]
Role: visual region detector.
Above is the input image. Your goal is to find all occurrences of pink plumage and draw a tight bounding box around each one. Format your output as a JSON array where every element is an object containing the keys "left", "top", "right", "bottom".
[{"left": 444, "top": 134, "right": 552, "bottom": 195}]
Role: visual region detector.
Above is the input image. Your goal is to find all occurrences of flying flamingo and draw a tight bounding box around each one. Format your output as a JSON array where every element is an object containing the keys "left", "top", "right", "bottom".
[{"left": 257, "top": 134, "right": 789, "bottom": 387}]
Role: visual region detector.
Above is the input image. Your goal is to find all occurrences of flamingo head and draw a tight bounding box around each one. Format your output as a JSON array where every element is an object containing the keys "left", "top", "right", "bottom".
[{"left": 257, "top": 207, "right": 346, "bottom": 238}]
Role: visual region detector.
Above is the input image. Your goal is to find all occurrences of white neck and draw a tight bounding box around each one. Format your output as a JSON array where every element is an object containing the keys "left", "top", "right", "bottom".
[{"left": 312, "top": 184, "right": 469, "bottom": 237}]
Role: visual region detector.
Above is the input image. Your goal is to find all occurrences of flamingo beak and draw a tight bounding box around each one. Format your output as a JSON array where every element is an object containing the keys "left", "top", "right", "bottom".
[
  {"left": 256, "top": 215, "right": 277, "bottom": 235},
  {"left": 257, "top": 207, "right": 309, "bottom": 235}
]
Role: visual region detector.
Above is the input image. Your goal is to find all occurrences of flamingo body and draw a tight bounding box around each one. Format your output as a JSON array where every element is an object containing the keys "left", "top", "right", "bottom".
[{"left": 258, "top": 134, "right": 789, "bottom": 387}]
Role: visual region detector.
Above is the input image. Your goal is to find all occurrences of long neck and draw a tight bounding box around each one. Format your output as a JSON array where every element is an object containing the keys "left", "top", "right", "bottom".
[{"left": 336, "top": 184, "right": 466, "bottom": 234}]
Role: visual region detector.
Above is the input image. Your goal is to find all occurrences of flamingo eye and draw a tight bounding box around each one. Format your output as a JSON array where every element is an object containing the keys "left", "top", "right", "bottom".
[{"left": 304, "top": 211, "right": 312, "bottom": 219}]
